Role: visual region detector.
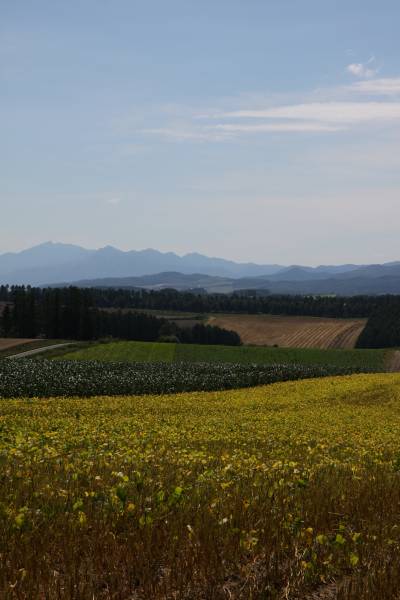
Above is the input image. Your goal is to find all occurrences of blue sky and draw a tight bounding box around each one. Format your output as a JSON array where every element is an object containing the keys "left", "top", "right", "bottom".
[{"left": 2, "top": 0, "right": 400, "bottom": 265}]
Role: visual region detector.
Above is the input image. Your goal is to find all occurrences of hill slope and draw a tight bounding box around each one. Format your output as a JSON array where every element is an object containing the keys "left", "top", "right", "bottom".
[{"left": 3, "top": 374, "right": 400, "bottom": 598}]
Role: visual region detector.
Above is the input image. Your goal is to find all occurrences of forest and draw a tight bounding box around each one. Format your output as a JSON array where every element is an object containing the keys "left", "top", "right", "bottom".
[
  {"left": 0, "top": 286, "right": 240, "bottom": 345},
  {"left": 1, "top": 285, "right": 400, "bottom": 348}
]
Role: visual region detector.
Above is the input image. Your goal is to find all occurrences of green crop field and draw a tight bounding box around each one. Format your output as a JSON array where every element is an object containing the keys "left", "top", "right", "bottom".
[
  {"left": 2, "top": 373, "right": 400, "bottom": 598},
  {"left": 59, "top": 339, "right": 388, "bottom": 371},
  {"left": 0, "top": 359, "right": 363, "bottom": 398}
]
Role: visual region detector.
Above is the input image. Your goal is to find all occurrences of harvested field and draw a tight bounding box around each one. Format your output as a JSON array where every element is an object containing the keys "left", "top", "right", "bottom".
[
  {"left": 208, "top": 314, "right": 367, "bottom": 349},
  {"left": 0, "top": 338, "right": 35, "bottom": 352}
]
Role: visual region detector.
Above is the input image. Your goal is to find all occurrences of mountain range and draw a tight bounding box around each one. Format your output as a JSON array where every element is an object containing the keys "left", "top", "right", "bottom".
[{"left": 1, "top": 242, "right": 400, "bottom": 295}]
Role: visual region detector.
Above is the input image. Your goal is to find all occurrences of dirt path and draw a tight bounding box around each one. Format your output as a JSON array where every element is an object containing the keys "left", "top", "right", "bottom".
[
  {"left": 6, "top": 343, "right": 73, "bottom": 359},
  {"left": 387, "top": 350, "right": 400, "bottom": 372}
]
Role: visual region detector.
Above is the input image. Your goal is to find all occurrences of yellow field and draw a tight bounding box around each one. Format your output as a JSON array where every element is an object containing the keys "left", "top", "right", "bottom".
[
  {"left": 209, "top": 314, "right": 366, "bottom": 349},
  {"left": 2, "top": 374, "right": 400, "bottom": 598}
]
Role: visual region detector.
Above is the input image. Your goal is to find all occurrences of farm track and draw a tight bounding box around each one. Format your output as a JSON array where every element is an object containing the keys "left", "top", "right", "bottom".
[
  {"left": 0, "top": 338, "right": 36, "bottom": 351},
  {"left": 6, "top": 343, "right": 73, "bottom": 359}
]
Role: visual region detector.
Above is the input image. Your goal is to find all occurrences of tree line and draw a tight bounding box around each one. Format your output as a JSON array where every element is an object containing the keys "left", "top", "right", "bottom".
[
  {"left": 0, "top": 286, "right": 241, "bottom": 346},
  {"left": 0, "top": 285, "right": 386, "bottom": 318},
  {"left": 356, "top": 297, "right": 400, "bottom": 349},
  {"left": 2, "top": 285, "right": 400, "bottom": 348}
]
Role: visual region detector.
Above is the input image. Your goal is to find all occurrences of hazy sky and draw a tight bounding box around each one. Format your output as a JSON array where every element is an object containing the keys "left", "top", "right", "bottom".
[{"left": 2, "top": 0, "right": 400, "bottom": 265}]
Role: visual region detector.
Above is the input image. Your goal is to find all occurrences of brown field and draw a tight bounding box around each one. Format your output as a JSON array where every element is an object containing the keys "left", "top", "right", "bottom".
[
  {"left": 0, "top": 338, "right": 36, "bottom": 351},
  {"left": 208, "top": 314, "right": 367, "bottom": 349}
]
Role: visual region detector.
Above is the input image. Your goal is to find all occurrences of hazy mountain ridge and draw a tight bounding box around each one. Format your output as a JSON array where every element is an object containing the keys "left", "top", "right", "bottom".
[
  {"left": 54, "top": 271, "right": 400, "bottom": 296},
  {"left": 1, "top": 242, "right": 400, "bottom": 295},
  {"left": 0, "top": 242, "right": 284, "bottom": 284}
]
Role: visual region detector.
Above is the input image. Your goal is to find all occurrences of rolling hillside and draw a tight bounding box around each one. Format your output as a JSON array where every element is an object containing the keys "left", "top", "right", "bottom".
[{"left": 3, "top": 374, "right": 400, "bottom": 598}]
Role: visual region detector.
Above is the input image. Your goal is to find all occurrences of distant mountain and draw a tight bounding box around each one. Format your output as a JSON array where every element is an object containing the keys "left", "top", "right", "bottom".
[
  {"left": 1, "top": 242, "right": 400, "bottom": 295},
  {"left": 0, "top": 242, "right": 283, "bottom": 285},
  {"left": 55, "top": 269, "right": 400, "bottom": 296},
  {"left": 54, "top": 272, "right": 235, "bottom": 294}
]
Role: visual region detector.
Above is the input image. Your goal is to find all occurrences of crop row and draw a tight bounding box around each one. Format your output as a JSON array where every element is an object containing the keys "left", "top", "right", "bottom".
[{"left": 0, "top": 358, "right": 371, "bottom": 398}]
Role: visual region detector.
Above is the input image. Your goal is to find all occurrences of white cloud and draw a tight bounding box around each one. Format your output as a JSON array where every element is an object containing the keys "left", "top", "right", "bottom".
[
  {"left": 213, "top": 122, "right": 343, "bottom": 133},
  {"left": 215, "top": 102, "right": 400, "bottom": 125},
  {"left": 347, "top": 63, "right": 376, "bottom": 78},
  {"left": 141, "top": 127, "right": 228, "bottom": 142},
  {"left": 346, "top": 57, "right": 378, "bottom": 79},
  {"left": 106, "top": 197, "right": 121, "bottom": 205},
  {"left": 138, "top": 70, "right": 400, "bottom": 142},
  {"left": 350, "top": 77, "right": 400, "bottom": 96}
]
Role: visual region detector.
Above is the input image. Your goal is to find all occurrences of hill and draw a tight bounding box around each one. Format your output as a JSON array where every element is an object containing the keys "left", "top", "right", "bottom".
[
  {"left": 3, "top": 374, "right": 400, "bottom": 598},
  {"left": 56, "top": 267, "right": 400, "bottom": 296}
]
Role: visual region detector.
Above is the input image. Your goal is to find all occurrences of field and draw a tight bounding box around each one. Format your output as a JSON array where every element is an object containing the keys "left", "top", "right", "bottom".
[
  {"left": 2, "top": 374, "right": 400, "bottom": 598},
  {"left": 208, "top": 314, "right": 367, "bottom": 349},
  {"left": 0, "top": 359, "right": 361, "bottom": 397},
  {"left": 59, "top": 339, "right": 387, "bottom": 371},
  {"left": 0, "top": 338, "right": 35, "bottom": 352}
]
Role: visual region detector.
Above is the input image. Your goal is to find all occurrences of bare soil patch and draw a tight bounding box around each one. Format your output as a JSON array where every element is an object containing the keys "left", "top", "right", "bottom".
[
  {"left": 387, "top": 350, "right": 400, "bottom": 372},
  {"left": 0, "top": 338, "right": 36, "bottom": 351},
  {"left": 208, "top": 314, "right": 367, "bottom": 349}
]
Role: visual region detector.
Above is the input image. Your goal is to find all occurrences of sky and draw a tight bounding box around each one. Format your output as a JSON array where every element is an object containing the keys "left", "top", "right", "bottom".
[{"left": 1, "top": 0, "right": 400, "bottom": 266}]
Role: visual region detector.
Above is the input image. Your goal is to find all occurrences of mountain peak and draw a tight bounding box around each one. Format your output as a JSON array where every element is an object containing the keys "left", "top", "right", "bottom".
[{"left": 1, "top": 242, "right": 399, "bottom": 293}]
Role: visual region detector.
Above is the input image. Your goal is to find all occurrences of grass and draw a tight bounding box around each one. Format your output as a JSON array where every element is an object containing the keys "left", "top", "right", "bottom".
[
  {"left": 2, "top": 374, "right": 400, "bottom": 598},
  {"left": 59, "top": 339, "right": 388, "bottom": 371}
]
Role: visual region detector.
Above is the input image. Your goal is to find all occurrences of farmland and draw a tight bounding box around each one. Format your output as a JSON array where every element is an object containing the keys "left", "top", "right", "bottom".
[
  {"left": 59, "top": 339, "right": 387, "bottom": 371},
  {"left": 2, "top": 374, "right": 400, "bottom": 598},
  {"left": 208, "top": 314, "right": 367, "bottom": 349},
  {"left": 0, "top": 338, "right": 35, "bottom": 352},
  {"left": 0, "top": 359, "right": 363, "bottom": 398}
]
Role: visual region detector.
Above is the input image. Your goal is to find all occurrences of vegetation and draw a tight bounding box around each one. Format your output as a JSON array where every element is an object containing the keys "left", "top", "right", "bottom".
[
  {"left": 1, "top": 374, "right": 400, "bottom": 598},
  {"left": 60, "top": 339, "right": 387, "bottom": 371},
  {"left": 0, "top": 359, "right": 364, "bottom": 398},
  {"left": 0, "top": 287, "right": 240, "bottom": 346},
  {"left": 57, "top": 287, "right": 393, "bottom": 318},
  {"left": 1, "top": 284, "right": 398, "bottom": 321},
  {"left": 3, "top": 285, "right": 400, "bottom": 349},
  {"left": 357, "top": 296, "right": 400, "bottom": 348}
]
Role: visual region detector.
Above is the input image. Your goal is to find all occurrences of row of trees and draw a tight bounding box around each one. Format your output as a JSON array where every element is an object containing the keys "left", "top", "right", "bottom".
[
  {"left": 0, "top": 285, "right": 389, "bottom": 318},
  {"left": 67, "top": 288, "right": 386, "bottom": 318},
  {"left": 2, "top": 285, "right": 400, "bottom": 348},
  {"left": 356, "top": 297, "right": 400, "bottom": 348},
  {"left": 0, "top": 287, "right": 241, "bottom": 345}
]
